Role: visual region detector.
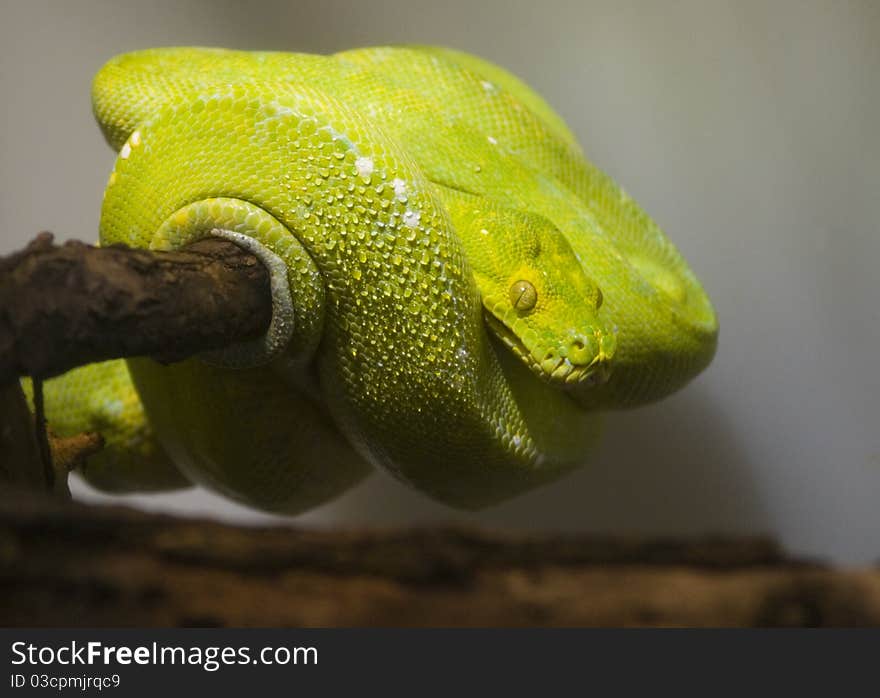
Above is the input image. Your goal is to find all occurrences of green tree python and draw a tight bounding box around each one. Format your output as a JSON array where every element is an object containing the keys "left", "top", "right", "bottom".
[{"left": 31, "top": 46, "right": 718, "bottom": 512}]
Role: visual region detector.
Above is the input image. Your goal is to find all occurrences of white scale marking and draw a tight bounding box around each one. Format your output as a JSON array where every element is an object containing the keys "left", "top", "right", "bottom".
[
  {"left": 392, "top": 177, "right": 407, "bottom": 201},
  {"left": 355, "top": 156, "right": 374, "bottom": 177},
  {"left": 403, "top": 210, "right": 421, "bottom": 228}
]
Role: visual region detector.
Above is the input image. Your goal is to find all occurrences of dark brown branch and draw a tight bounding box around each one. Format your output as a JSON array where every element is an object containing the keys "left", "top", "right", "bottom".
[
  {"left": 0, "top": 380, "right": 102, "bottom": 495},
  {"left": 0, "top": 233, "right": 272, "bottom": 383},
  {"left": 0, "top": 384, "right": 45, "bottom": 490},
  {"left": 30, "top": 377, "right": 55, "bottom": 491},
  {"left": 1, "top": 487, "right": 879, "bottom": 627}
]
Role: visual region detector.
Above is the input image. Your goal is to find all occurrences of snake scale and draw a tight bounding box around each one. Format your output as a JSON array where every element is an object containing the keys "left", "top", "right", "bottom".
[{"left": 34, "top": 46, "right": 717, "bottom": 512}]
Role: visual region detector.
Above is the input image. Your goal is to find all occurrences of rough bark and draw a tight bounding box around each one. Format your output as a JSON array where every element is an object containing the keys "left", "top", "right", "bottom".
[
  {"left": 0, "top": 383, "right": 45, "bottom": 490},
  {"left": 1, "top": 487, "right": 879, "bottom": 627},
  {"left": 0, "top": 233, "right": 272, "bottom": 383}
]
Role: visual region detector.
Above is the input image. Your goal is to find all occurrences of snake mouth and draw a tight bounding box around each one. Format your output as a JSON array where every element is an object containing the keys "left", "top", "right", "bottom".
[{"left": 484, "top": 313, "right": 613, "bottom": 388}]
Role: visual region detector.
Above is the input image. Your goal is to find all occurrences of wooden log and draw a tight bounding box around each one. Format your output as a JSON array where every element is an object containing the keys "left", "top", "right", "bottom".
[
  {"left": 0, "top": 233, "right": 272, "bottom": 383},
  {"left": 1, "top": 488, "right": 878, "bottom": 627}
]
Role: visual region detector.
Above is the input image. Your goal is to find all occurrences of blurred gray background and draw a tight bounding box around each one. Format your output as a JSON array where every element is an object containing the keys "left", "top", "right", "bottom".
[{"left": 2, "top": 0, "right": 878, "bottom": 564}]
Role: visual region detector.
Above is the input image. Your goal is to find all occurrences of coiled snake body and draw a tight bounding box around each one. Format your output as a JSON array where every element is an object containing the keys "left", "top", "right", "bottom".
[{"left": 37, "top": 46, "right": 717, "bottom": 511}]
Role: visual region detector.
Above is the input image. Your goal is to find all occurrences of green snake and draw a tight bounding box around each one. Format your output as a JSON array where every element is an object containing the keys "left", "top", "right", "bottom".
[{"left": 34, "top": 46, "right": 717, "bottom": 512}]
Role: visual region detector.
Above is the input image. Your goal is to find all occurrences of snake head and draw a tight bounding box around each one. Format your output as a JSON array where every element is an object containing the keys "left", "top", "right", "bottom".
[{"left": 452, "top": 198, "right": 616, "bottom": 388}]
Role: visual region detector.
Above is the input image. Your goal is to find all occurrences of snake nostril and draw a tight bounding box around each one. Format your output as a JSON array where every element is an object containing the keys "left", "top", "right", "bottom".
[{"left": 569, "top": 335, "right": 594, "bottom": 364}]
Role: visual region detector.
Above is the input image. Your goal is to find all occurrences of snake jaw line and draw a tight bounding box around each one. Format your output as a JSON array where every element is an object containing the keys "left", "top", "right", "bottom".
[{"left": 484, "top": 312, "right": 612, "bottom": 388}]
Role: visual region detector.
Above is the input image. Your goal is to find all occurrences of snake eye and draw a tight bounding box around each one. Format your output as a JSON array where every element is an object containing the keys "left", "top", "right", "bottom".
[{"left": 509, "top": 280, "right": 538, "bottom": 313}]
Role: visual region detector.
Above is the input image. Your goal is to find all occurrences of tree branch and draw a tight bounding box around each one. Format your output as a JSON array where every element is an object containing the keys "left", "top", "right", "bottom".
[
  {"left": 0, "top": 233, "right": 272, "bottom": 383},
  {"left": 0, "top": 383, "right": 45, "bottom": 490},
  {"left": 2, "top": 488, "right": 879, "bottom": 627}
]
